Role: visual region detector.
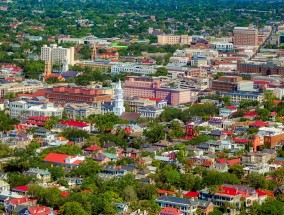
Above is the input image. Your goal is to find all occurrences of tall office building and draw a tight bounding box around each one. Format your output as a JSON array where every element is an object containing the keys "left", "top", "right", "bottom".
[
  {"left": 41, "top": 44, "right": 75, "bottom": 66},
  {"left": 233, "top": 27, "right": 258, "bottom": 47}
]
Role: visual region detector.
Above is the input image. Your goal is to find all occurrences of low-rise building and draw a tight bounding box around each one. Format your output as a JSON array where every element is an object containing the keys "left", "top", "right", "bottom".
[
  {"left": 218, "top": 91, "right": 264, "bottom": 104},
  {"left": 137, "top": 106, "right": 163, "bottom": 118},
  {"left": 23, "top": 168, "right": 51, "bottom": 183},
  {"left": 43, "top": 153, "right": 85, "bottom": 167}
]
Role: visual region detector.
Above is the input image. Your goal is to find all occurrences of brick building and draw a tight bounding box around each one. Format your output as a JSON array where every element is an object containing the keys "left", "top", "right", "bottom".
[
  {"left": 233, "top": 27, "right": 258, "bottom": 47},
  {"left": 211, "top": 76, "right": 242, "bottom": 92},
  {"left": 264, "top": 133, "right": 284, "bottom": 148},
  {"left": 42, "top": 85, "right": 111, "bottom": 104},
  {"left": 123, "top": 76, "right": 191, "bottom": 106},
  {"left": 237, "top": 61, "right": 284, "bottom": 76}
]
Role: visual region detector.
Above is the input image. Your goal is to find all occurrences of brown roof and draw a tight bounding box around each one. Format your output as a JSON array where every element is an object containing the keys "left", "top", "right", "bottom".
[{"left": 120, "top": 112, "right": 141, "bottom": 121}]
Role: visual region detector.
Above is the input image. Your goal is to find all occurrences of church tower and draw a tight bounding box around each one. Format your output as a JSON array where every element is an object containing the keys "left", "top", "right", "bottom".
[{"left": 113, "top": 80, "right": 125, "bottom": 116}]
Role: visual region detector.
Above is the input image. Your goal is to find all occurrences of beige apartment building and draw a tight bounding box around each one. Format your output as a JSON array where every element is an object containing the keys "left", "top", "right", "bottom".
[
  {"left": 233, "top": 27, "right": 258, "bottom": 47},
  {"left": 41, "top": 44, "right": 75, "bottom": 66},
  {"left": 158, "top": 35, "right": 192, "bottom": 45},
  {"left": 0, "top": 83, "right": 43, "bottom": 99}
]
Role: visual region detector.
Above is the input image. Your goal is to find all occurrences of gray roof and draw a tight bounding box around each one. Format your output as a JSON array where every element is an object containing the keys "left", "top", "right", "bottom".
[{"left": 156, "top": 196, "right": 198, "bottom": 206}]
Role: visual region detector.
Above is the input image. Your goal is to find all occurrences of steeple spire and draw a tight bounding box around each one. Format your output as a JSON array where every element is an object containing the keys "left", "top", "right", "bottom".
[{"left": 113, "top": 80, "right": 125, "bottom": 116}]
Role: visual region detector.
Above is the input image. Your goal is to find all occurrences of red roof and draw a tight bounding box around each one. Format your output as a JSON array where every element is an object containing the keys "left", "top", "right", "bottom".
[
  {"left": 12, "top": 185, "right": 29, "bottom": 192},
  {"left": 217, "top": 158, "right": 227, "bottom": 164},
  {"left": 60, "top": 120, "right": 88, "bottom": 127},
  {"left": 253, "top": 80, "right": 270, "bottom": 85},
  {"left": 139, "top": 97, "right": 164, "bottom": 102},
  {"left": 28, "top": 206, "right": 51, "bottom": 215},
  {"left": 160, "top": 207, "right": 183, "bottom": 215},
  {"left": 157, "top": 189, "right": 175, "bottom": 195},
  {"left": 217, "top": 186, "right": 250, "bottom": 197},
  {"left": 60, "top": 191, "right": 70, "bottom": 198},
  {"left": 43, "top": 153, "right": 83, "bottom": 165},
  {"left": 233, "top": 138, "right": 249, "bottom": 144},
  {"left": 5, "top": 196, "right": 32, "bottom": 206},
  {"left": 84, "top": 145, "right": 102, "bottom": 151},
  {"left": 250, "top": 120, "right": 269, "bottom": 127},
  {"left": 270, "top": 112, "right": 277, "bottom": 117},
  {"left": 226, "top": 105, "right": 237, "bottom": 110},
  {"left": 256, "top": 189, "right": 273, "bottom": 197},
  {"left": 227, "top": 158, "right": 241, "bottom": 166},
  {"left": 201, "top": 160, "right": 213, "bottom": 167},
  {"left": 244, "top": 112, "right": 258, "bottom": 117},
  {"left": 183, "top": 191, "right": 199, "bottom": 198}
]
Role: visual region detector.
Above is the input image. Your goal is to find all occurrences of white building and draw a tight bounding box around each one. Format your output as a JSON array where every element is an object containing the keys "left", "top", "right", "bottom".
[
  {"left": 25, "top": 103, "right": 64, "bottom": 118},
  {"left": 137, "top": 106, "right": 163, "bottom": 118},
  {"left": 58, "top": 36, "right": 108, "bottom": 45},
  {"left": 9, "top": 101, "right": 63, "bottom": 119},
  {"left": 219, "top": 91, "right": 264, "bottom": 104},
  {"left": 111, "top": 63, "right": 156, "bottom": 75},
  {"left": 113, "top": 80, "right": 125, "bottom": 116},
  {"left": 41, "top": 44, "right": 75, "bottom": 66},
  {"left": 210, "top": 42, "right": 233, "bottom": 52}
]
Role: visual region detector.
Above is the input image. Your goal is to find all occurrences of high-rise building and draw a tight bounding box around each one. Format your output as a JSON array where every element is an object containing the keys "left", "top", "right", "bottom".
[
  {"left": 233, "top": 27, "right": 258, "bottom": 47},
  {"left": 113, "top": 80, "right": 125, "bottom": 116},
  {"left": 41, "top": 44, "right": 75, "bottom": 66}
]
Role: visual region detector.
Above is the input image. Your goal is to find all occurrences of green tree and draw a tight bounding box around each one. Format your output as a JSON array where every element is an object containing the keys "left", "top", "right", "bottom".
[
  {"left": 8, "top": 172, "right": 33, "bottom": 188},
  {"left": 89, "top": 113, "right": 121, "bottom": 132},
  {"left": 70, "top": 158, "right": 102, "bottom": 177},
  {"left": 257, "top": 200, "right": 284, "bottom": 215},
  {"left": 4, "top": 92, "right": 16, "bottom": 100},
  {"left": 59, "top": 202, "right": 88, "bottom": 215},
  {"left": 168, "top": 120, "right": 184, "bottom": 139},
  {"left": 246, "top": 173, "right": 267, "bottom": 189},
  {"left": 44, "top": 116, "right": 60, "bottom": 129},
  {"left": 143, "top": 123, "right": 165, "bottom": 143},
  {"left": 228, "top": 164, "right": 244, "bottom": 179}
]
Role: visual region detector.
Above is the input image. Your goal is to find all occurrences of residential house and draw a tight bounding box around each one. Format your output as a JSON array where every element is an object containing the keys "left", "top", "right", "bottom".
[
  {"left": 159, "top": 207, "right": 183, "bottom": 215},
  {"left": 242, "top": 152, "right": 272, "bottom": 164},
  {"left": 12, "top": 186, "right": 29, "bottom": 196},
  {"left": 23, "top": 206, "right": 56, "bottom": 215},
  {"left": 116, "top": 203, "right": 128, "bottom": 214},
  {"left": 4, "top": 197, "right": 37, "bottom": 215},
  {"left": 0, "top": 180, "right": 10, "bottom": 192},
  {"left": 273, "top": 157, "right": 284, "bottom": 166},
  {"left": 219, "top": 106, "right": 237, "bottom": 117},
  {"left": 0, "top": 191, "right": 23, "bottom": 205},
  {"left": 273, "top": 186, "right": 284, "bottom": 197},
  {"left": 122, "top": 148, "right": 141, "bottom": 159},
  {"left": 59, "top": 120, "right": 91, "bottom": 132},
  {"left": 209, "top": 163, "right": 228, "bottom": 172},
  {"left": 24, "top": 168, "right": 51, "bottom": 183},
  {"left": 93, "top": 153, "right": 111, "bottom": 164},
  {"left": 98, "top": 165, "right": 127, "bottom": 179},
  {"left": 156, "top": 195, "right": 212, "bottom": 215},
  {"left": 34, "top": 127, "right": 50, "bottom": 137},
  {"left": 43, "top": 153, "right": 85, "bottom": 167},
  {"left": 137, "top": 156, "right": 153, "bottom": 165}
]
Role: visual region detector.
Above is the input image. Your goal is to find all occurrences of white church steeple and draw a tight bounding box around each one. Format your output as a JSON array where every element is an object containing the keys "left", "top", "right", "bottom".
[{"left": 113, "top": 80, "right": 125, "bottom": 116}]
